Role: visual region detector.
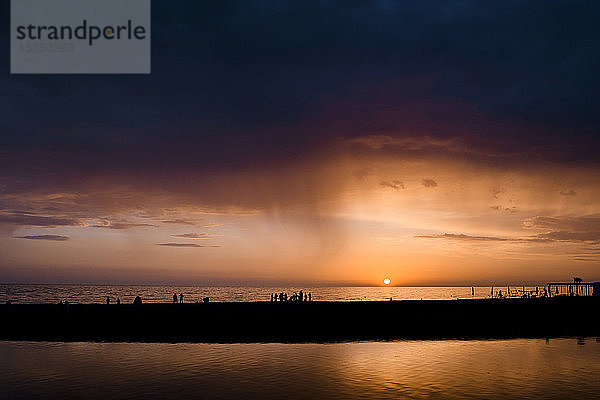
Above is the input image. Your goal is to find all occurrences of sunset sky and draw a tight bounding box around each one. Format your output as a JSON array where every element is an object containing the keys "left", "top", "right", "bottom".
[{"left": 1, "top": 1, "right": 599, "bottom": 285}]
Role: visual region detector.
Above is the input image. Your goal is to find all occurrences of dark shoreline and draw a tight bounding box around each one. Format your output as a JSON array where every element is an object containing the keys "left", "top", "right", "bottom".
[{"left": 1, "top": 297, "right": 599, "bottom": 343}]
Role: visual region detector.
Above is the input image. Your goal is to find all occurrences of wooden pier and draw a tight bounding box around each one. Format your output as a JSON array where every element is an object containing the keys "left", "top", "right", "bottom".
[
  {"left": 491, "top": 279, "right": 600, "bottom": 299},
  {"left": 547, "top": 278, "right": 600, "bottom": 297}
]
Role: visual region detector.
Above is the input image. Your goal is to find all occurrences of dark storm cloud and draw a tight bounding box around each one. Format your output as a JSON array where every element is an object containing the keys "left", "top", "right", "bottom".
[
  {"left": 15, "top": 235, "right": 70, "bottom": 241},
  {"left": 1, "top": 0, "right": 600, "bottom": 214}
]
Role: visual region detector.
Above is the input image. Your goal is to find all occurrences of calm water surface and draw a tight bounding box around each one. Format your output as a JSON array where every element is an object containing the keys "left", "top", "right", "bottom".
[
  {"left": 0, "top": 284, "right": 533, "bottom": 304},
  {"left": 1, "top": 339, "right": 599, "bottom": 399}
]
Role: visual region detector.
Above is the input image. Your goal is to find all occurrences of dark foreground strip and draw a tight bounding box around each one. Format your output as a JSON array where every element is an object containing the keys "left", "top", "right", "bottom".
[{"left": 1, "top": 297, "right": 599, "bottom": 343}]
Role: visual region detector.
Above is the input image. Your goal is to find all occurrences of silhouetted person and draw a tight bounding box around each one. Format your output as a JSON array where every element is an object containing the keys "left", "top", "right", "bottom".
[
  {"left": 284, "top": 293, "right": 288, "bottom": 302},
  {"left": 471, "top": 287, "right": 474, "bottom": 296},
  {"left": 133, "top": 295, "right": 142, "bottom": 305},
  {"left": 173, "top": 293, "right": 178, "bottom": 303},
  {"left": 279, "top": 293, "right": 283, "bottom": 302},
  {"left": 308, "top": 293, "right": 311, "bottom": 301},
  {"left": 203, "top": 297, "right": 209, "bottom": 303},
  {"left": 106, "top": 296, "right": 110, "bottom": 305},
  {"left": 270, "top": 293, "right": 274, "bottom": 302},
  {"left": 116, "top": 297, "right": 120, "bottom": 305},
  {"left": 299, "top": 290, "right": 303, "bottom": 302},
  {"left": 64, "top": 300, "right": 69, "bottom": 307},
  {"left": 304, "top": 293, "right": 307, "bottom": 301},
  {"left": 179, "top": 293, "right": 184, "bottom": 303}
]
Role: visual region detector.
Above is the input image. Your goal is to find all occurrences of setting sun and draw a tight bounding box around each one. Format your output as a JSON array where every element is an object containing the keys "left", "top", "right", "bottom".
[{"left": 383, "top": 278, "right": 391, "bottom": 285}]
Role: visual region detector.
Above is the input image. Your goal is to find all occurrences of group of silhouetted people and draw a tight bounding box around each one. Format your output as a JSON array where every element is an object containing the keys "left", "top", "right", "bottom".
[
  {"left": 489, "top": 286, "right": 550, "bottom": 299},
  {"left": 60, "top": 295, "right": 136, "bottom": 304},
  {"left": 102, "top": 296, "right": 138, "bottom": 304},
  {"left": 271, "top": 290, "right": 311, "bottom": 302},
  {"left": 52, "top": 290, "right": 317, "bottom": 306},
  {"left": 101, "top": 292, "right": 211, "bottom": 304},
  {"left": 171, "top": 293, "right": 210, "bottom": 303},
  {"left": 106, "top": 296, "right": 121, "bottom": 305},
  {"left": 173, "top": 293, "right": 184, "bottom": 303}
]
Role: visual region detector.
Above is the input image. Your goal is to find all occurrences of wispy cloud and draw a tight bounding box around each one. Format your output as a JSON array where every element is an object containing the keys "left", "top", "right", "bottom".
[
  {"left": 0, "top": 212, "right": 82, "bottom": 227},
  {"left": 171, "top": 232, "right": 220, "bottom": 239},
  {"left": 535, "top": 231, "right": 600, "bottom": 242},
  {"left": 415, "top": 233, "right": 509, "bottom": 241},
  {"left": 353, "top": 167, "right": 374, "bottom": 181},
  {"left": 422, "top": 179, "right": 438, "bottom": 188},
  {"left": 523, "top": 216, "right": 600, "bottom": 233},
  {"left": 490, "top": 205, "right": 518, "bottom": 213},
  {"left": 91, "top": 219, "right": 156, "bottom": 229},
  {"left": 15, "top": 234, "right": 69, "bottom": 241},
  {"left": 415, "top": 230, "right": 600, "bottom": 263},
  {"left": 160, "top": 219, "right": 196, "bottom": 225},
  {"left": 491, "top": 187, "right": 506, "bottom": 199},
  {"left": 156, "top": 243, "right": 220, "bottom": 248},
  {"left": 560, "top": 190, "right": 576, "bottom": 196},
  {"left": 345, "top": 135, "right": 460, "bottom": 152},
  {"left": 380, "top": 180, "right": 405, "bottom": 190},
  {"left": 417, "top": 215, "right": 600, "bottom": 244}
]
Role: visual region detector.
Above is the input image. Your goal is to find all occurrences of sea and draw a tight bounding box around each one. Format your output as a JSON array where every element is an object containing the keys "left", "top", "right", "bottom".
[
  {"left": 1, "top": 339, "right": 599, "bottom": 399},
  {"left": 0, "top": 284, "right": 532, "bottom": 304},
  {"left": 1, "top": 284, "right": 598, "bottom": 399}
]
